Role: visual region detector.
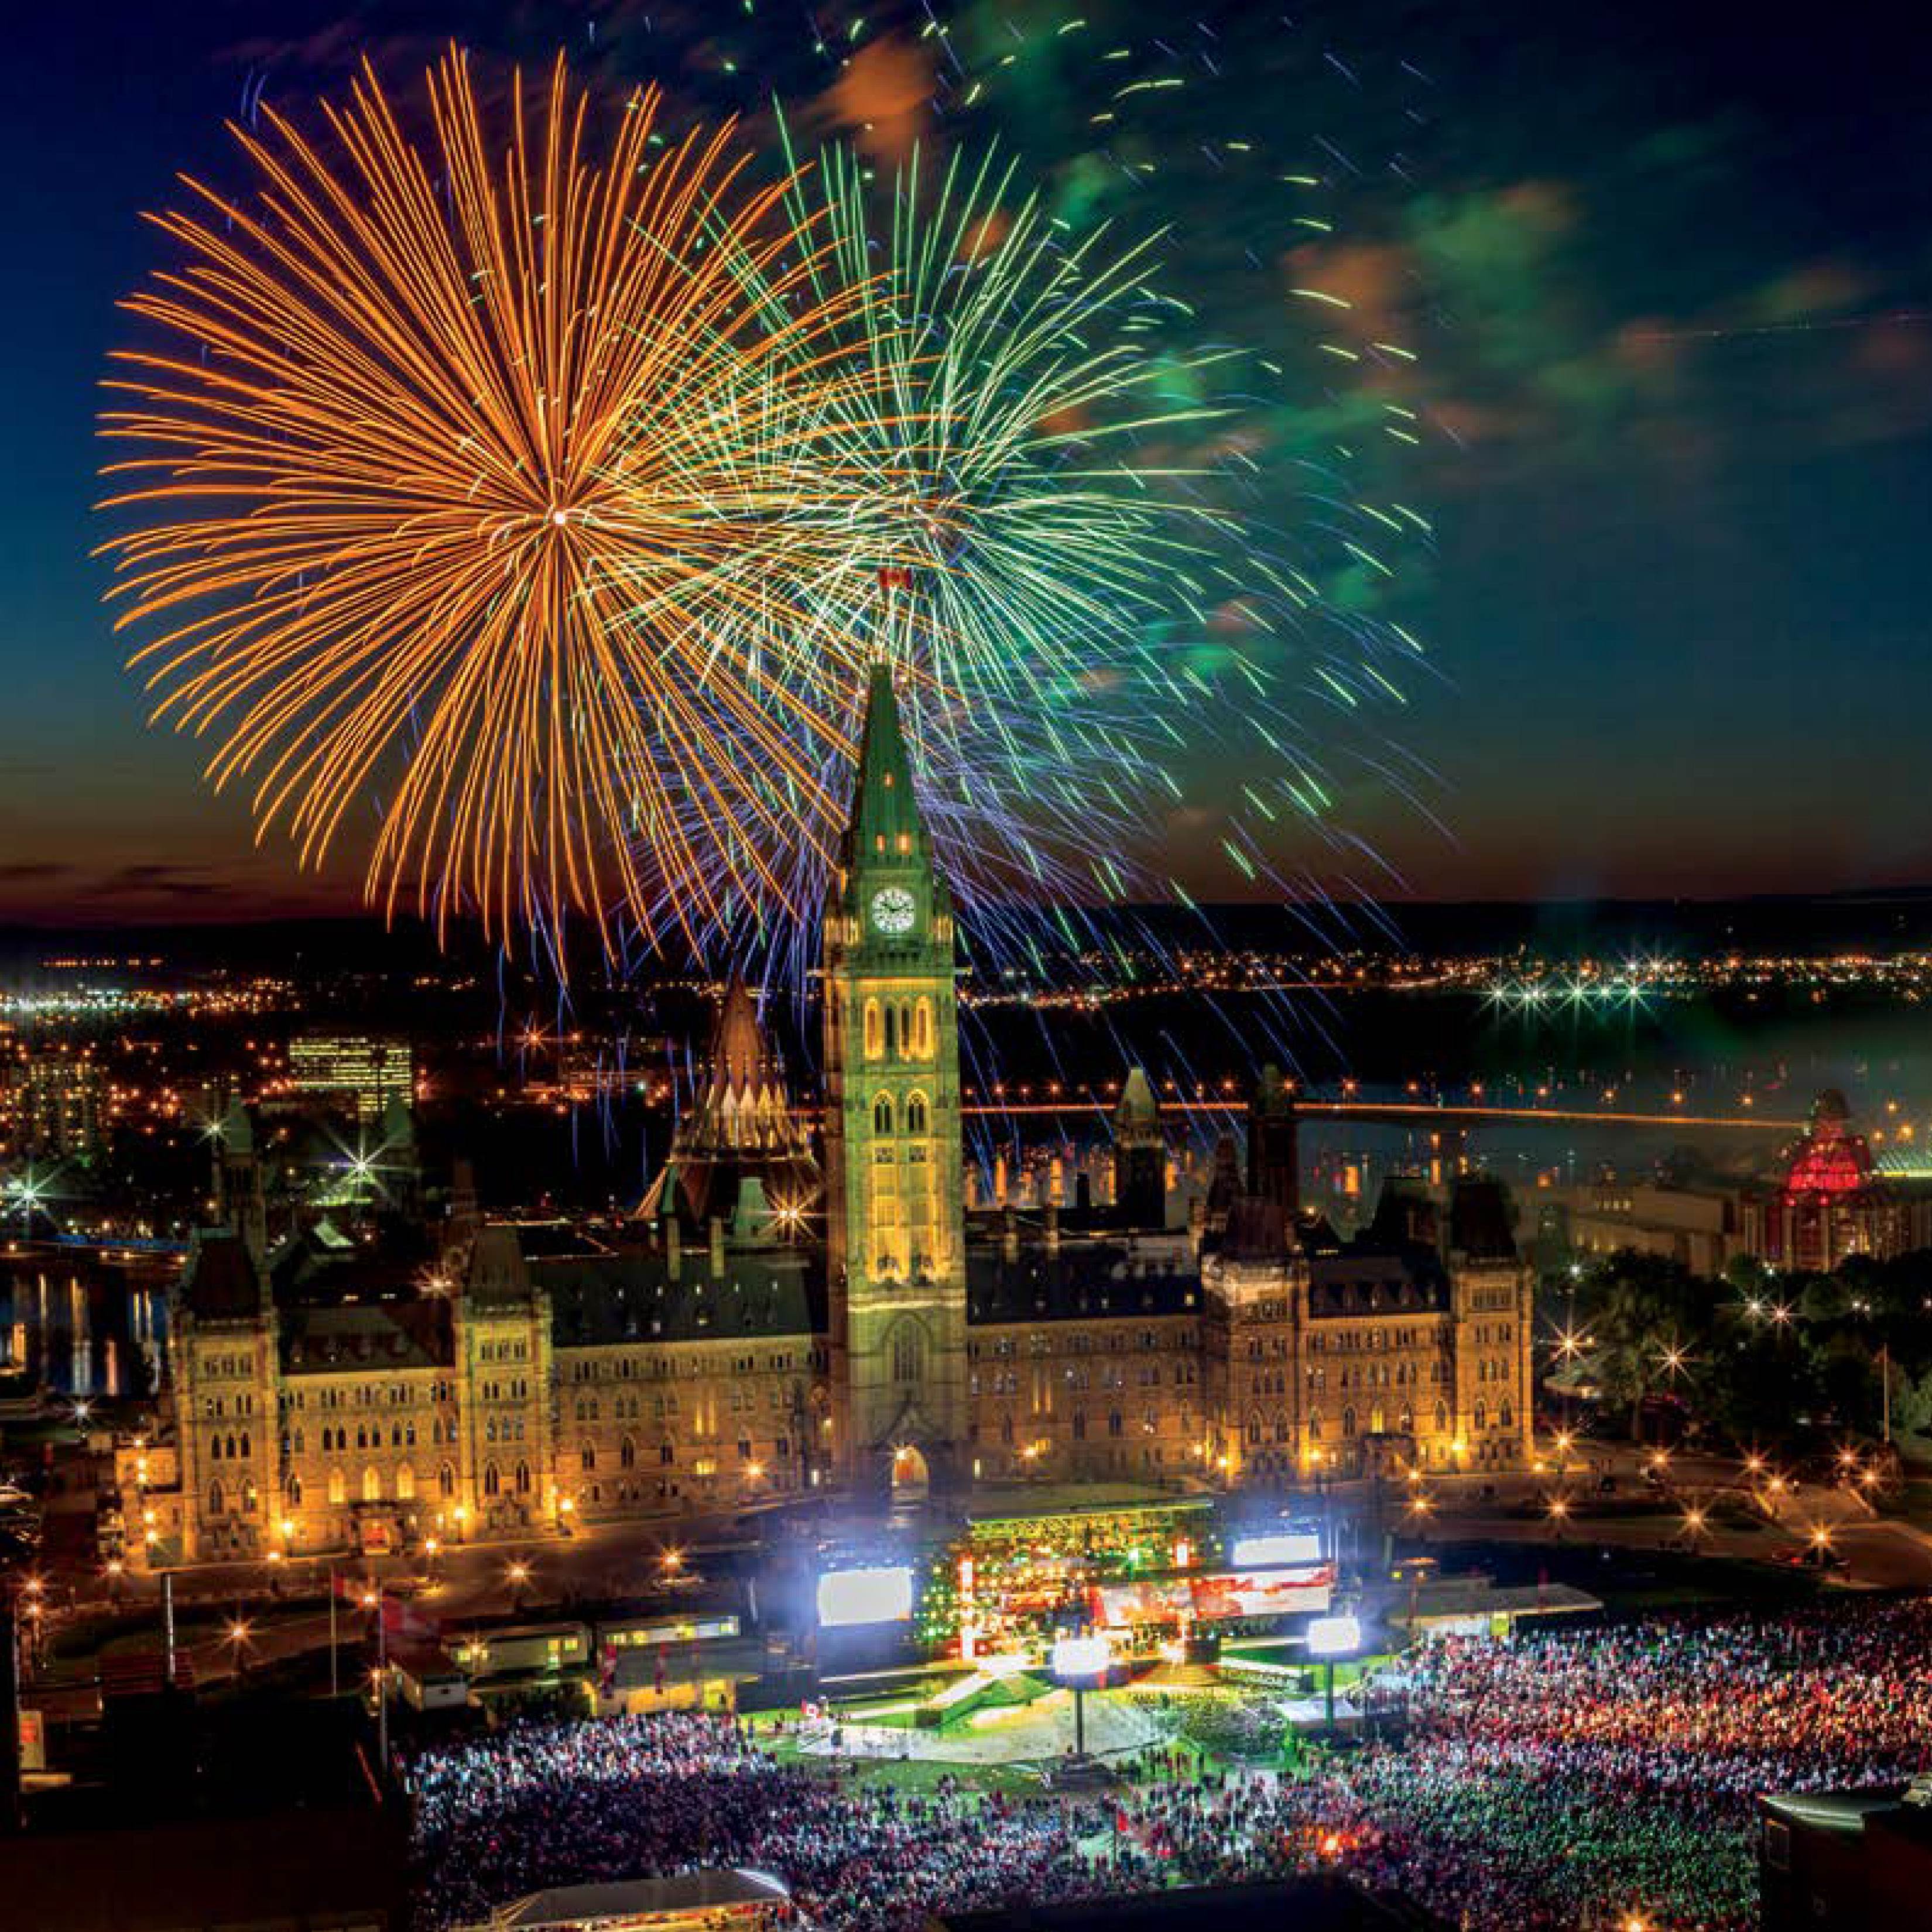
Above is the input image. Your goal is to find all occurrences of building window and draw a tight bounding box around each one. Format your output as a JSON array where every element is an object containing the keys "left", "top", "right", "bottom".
[
  {"left": 207, "top": 1480, "right": 224, "bottom": 1517},
  {"left": 890, "top": 1323, "right": 925, "bottom": 1385},
  {"left": 864, "top": 1000, "right": 882, "bottom": 1059},
  {"left": 439, "top": 1462, "right": 455, "bottom": 1498},
  {"left": 362, "top": 1467, "right": 381, "bottom": 1503},
  {"left": 483, "top": 1463, "right": 501, "bottom": 1498},
  {"left": 873, "top": 1093, "right": 894, "bottom": 1135},
  {"left": 328, "top": 1468, "right": 346, "bottom": 1506},
  {"left": 906, "top": 1093, "right": 929, "bottom": 1135},
  {"left": 396, "top": 1464, "right": 415, "bottom": 1501}
]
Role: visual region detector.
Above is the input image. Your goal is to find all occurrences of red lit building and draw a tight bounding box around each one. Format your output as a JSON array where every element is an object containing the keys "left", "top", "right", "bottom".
[{"left": 1740, "top": 1090, "right": 1919, "bottom": 1270}]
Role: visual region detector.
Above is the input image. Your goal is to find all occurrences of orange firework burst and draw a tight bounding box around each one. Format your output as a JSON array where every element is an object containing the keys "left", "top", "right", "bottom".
[{"left": 98, "top": 52, "right": 863, "bottom": 953}]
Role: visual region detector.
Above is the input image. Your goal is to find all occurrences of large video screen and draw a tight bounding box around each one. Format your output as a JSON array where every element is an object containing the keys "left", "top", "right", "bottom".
[
  {"left": 816, "top": 1565, "right": 914, "bottom": 1627},
  {"left": 1229, "top": 1531, "right": 1324, "bottom": 1569}
]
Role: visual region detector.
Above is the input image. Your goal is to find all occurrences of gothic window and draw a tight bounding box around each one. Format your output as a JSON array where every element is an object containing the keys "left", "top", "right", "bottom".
[
  {"left": 439, "top": 1462, "right": 455, "bottom": 1498},
  {"left": 1474, "top": 1399, "right": 1489, "bottom": 1431},
  {"left": 328, "top": 1467, "right": 347, "bottom": 1506},
  {"left": 207, "top": 1480, "right": 224, "bottom": 1516},
  {"left": 1342, "top": 1406, "right": 1357, "bottom": 1438},
  {"left": 515, "top": 1460, "right": 532, "bottom": 1494},
  {"left": 874, "top": 1094, "right": 894, "bottom": 1135},
  {"left": 864, "top": 1000, "right": 883, "bottom": 1059},
  {"left": 581, "top": 1442, "right": 597, "bottom": 1471},
  {"left": 890, "top": 1324, "right": 925, "bottom": 1385},
  {"left": 906, "top": 1093, "right": 929, "bottom": 1135},
  {"left": 1499, "top": 1402, "right": 1514, "bottom": 1430},
  {"left": 362, "top": 1467, "right": 381, "bottom": 1503},
  {"left": 484, "top": 1462, "right": 501, "bottom": 1498},
  {"left": 1108, "top": 1409, "right": 1123, "bottom": 1438},
  {"left": 396, "top": 1464, "right": 415, "bottom": 1501},
  {"left": 620, "top": 1436, "right": 636, "bottom": 1469},
  {"left": 287, "top": 1475, "right": 303, "bottom": 1507},
  {"left": 884, "top": 1004, "right": 897, "bottom": 1055},
  {"left": 915, "top": 999, "right": 933, "bottom": 1057}
]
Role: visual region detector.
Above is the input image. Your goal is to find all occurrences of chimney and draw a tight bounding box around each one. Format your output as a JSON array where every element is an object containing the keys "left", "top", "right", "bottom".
[
  {"left": 1002, "top": 1205, "right": 1019, "bottom": 1265},
  {"left": 708, "top": 1215, "right": 727, "bottom": 1280},
  {"left": 666, "top": 1218, "right": 682, "bottom": 1281},
  {"left": 1044, "top": 1201, "right": 1061, "bottom": 1258}
]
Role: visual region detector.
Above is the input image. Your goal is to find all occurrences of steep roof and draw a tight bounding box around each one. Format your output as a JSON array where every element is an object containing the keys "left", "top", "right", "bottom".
[
  {"left": 967, "top": 1237, "right": 1201, "bottom": 1324},
  {"left": 180, "top": 1231, "right": 263, "bottom": 1322},
  {"left": 280, "top": 1299, "right": 453, "bottom": 1373},
  {"left": 538, "top": 1243, "right": 822, "bottom": 1348},
  {"left": 841, "top": 660, "right": 927, "bottom": 869}
]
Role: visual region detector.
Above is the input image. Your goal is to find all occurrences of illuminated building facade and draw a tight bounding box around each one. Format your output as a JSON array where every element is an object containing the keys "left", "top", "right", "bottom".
[
  {"left": 6, "top": 1045, "right": 108, "bottom": 1159},
  {"left": 286, "top": 1030, "right": 416, "bottom": 1128},
  {"left": 1739, "top": 1089, "right": 1930, "bottom": 1270},
  {"left": 128, "top": 669, "right": 1529, "bottom": 1567}
]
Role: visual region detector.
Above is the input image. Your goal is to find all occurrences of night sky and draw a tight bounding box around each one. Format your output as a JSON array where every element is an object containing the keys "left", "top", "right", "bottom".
[{"left": 5, "top": 0, "right": 1932, "bottom": 926}]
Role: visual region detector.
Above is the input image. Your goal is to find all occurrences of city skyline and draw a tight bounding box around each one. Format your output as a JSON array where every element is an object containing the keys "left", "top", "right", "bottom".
[{"left": 4, "top": 0, "right": 1932, "bottom": 929}]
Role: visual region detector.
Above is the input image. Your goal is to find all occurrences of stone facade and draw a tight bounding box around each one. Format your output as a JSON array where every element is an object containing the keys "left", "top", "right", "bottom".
[{"left": 126, "top": 669, "right": 1532, "bottom": 1569}]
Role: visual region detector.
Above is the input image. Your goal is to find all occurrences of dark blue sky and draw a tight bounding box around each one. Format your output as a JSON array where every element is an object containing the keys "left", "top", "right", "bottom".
[{"left": 6, "top": 0, "right": 1932, "bottom": 923}]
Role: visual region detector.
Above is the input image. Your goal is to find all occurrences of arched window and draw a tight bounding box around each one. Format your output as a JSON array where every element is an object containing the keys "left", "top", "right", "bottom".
[
  {"left": 287, "top": 1475, "right": 303, "bottom": 1508},
  {"left": 362, "top": 1466, "right": 381, "bottom": 1503},
  {"left": 439, "top": 1462, "right": 455, "bottom": 1498},
  {"left": 483, "top": 1462, "right": 501, "bottom": 1498},
  {"left": 873, "top": 1094, "right": 894, "bottom": 1135},
  {"left": 1072, "top": 1410, "right": 1087, "bottom": 1441},
  {"left": 1245, "top": 1413, "right": 1262, "bottom": 1445},
  {"left": 207, "top": 1479, "right": 224, "bottom": 1516},
  {"left": 396, "top": 1464, "right": 415, "bottom": 1501},
  {"left": 864, "top": 1000, "right": 882, "bottom": 1059},
  {"left": 1434, "top": 1400, "right": 1449, "bottom": 1433},
  {"left": 890, "top": 1323, "right": 924, "bottom": 1385},
  {"left": 328, "top": 1467, "right": 346, "bottom": 1506},
  {"left": 906, "top": 1094, "right": 929, "bottom": 1135},
  {"left": 515, "top": 1460, "right": 532, "bottom": 1495},
  {"left": 1308, "top": 1412, "right": 1323, "bottom": 1442},
  {"left": 1499, "top": 1401, "right": 1515, "bottom": 1430},
  {"left": 1474, "top": 1399, "right": 1489, "bottom": 1431},
  {"left": 1342, "top": 1406, "right": 1357, "bottom": 1438},
  {"left": 884, "top": 1004, "right": 898, "bottom": 1055},
  {"left": 620, "top": 1436, "right": 636, "bottom": 1469},
  {"left": 1108, "top": 1409, "right": 1123, "bottom": 1438},
  {"left": 915, "top": 999, "right": 933, "bottom": 1057},
  {"left": 580, "top": 1441, "right": 597, "bottom": 1471}
]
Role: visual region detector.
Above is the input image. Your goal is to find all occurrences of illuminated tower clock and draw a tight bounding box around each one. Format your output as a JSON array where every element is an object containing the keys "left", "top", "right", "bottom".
[{"left": 821, "top": 662, "right": 968, "bottom": 1495}]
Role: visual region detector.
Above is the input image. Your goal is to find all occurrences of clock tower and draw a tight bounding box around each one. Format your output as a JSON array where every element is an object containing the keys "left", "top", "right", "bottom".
[{"left": 821, "top": 662, "right": 967, "bottom": 1495}]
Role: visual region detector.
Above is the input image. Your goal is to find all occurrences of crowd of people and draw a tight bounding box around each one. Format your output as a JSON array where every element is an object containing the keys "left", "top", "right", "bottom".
[{"left": 407, "top": 1597, "right": 1932, "bottom": 1931}]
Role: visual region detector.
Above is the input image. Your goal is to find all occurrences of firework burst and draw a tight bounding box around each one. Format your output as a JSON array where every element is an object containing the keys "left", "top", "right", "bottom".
[
  {"left": 99, "top": 52, "right": 865, "bottom": 954},
  {"left": 648, "top": 134, "right": 1234, "bottom": 971}
]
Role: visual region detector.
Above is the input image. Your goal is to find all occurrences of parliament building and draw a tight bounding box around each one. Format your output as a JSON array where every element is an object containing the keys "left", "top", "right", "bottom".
[{"left": 120, "top": 667, "right": 1533, "bottom": 1567}]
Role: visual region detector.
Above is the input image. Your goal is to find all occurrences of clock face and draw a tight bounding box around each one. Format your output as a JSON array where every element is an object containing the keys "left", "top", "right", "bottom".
[{"left": 870, "top": 886, "right": 917, "bottom": 936}]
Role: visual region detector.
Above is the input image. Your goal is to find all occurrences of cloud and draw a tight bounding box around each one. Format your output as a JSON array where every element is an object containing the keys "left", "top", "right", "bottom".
[
  {"left": 812, "top": 35, "right": 936, "bottom": 166},
  {"left": 78, "top": 863, "right": 239, "bottom": 903}
]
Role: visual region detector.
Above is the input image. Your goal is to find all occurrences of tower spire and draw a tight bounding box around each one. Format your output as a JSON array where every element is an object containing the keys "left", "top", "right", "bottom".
[{"left": 841, "top": 660, "right": 928, "bottom": 871}]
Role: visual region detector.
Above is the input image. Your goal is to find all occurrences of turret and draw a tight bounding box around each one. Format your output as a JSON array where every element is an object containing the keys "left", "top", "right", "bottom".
[
  {"left": 1246, "top": 1063, "right": 1300, "bottom": 1217},
  {"left": 1112, "top": 1068, "right": 1166, "bottom": 1229}
]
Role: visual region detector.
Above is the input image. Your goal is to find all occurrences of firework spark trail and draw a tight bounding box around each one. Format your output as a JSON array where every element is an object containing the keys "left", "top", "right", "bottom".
[
  {"left": 648, "top": 127, "right": 1246, "bottom": 978},
  {"left": 98, "top": 51, "right": 878, "bottom": 957}
]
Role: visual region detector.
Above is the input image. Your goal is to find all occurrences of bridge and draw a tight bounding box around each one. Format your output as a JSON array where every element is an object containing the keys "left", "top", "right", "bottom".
[{"left": 957, "top": 1096, "right": 1800, "bottom": 1133}]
